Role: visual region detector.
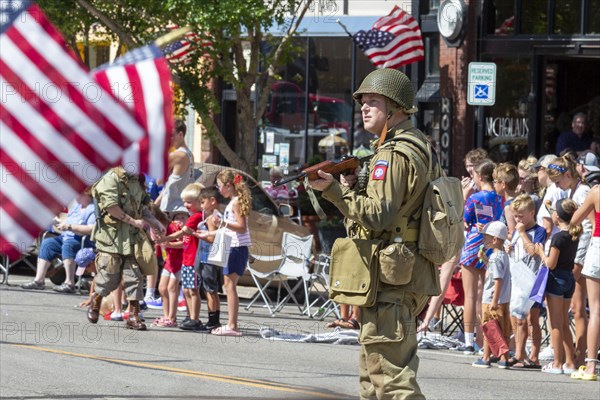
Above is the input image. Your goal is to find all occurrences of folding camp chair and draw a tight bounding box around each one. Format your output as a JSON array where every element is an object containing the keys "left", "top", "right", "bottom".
[
  {"left": 440, "top": 270, "right": 464, "bottom": 336},
  {"left": 245, "top": 233, "right": 315, "bottom": 316},
  {"left": 0, "top": 235, "right": 41, "bottom": 285},
  {"left": 308, "top": 253, "right": 341, "bottom": 320}
]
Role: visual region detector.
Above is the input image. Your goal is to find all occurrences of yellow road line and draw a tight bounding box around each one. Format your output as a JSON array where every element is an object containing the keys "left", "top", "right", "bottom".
[{"left": 10, "top": 343, "right": 339, "bottom": 399}]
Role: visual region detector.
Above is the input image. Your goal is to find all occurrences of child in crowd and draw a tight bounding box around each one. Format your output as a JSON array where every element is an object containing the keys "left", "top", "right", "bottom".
[
  {"left": 472, "top": 221, "right": 512, "bottom": 369},
  {"left": 546, "top": 155, "right": 592, "bottom": 366},
  {"left": 535, "top": 198, "right": 582, "bottom": 375},
  {"left": 493, "top": 163, "right": 520, "bottom": 240},
  {"left": 194, "top": 186, "right": 224, "bottom": 331},
  {"left": 153, "top": 209, "right": 187, "bottom": 327},
  {"left": 517, "top": 156, "right": 541, "bottom": 211},
  {"left": 204, "top": 170, "right": 252, "bottom": 336},
  {"left": 458, "top": 160, "right": 504, "bottom": 354},
  {"left": 156, "top": 183, "right": 205, "bottom": 330},
  {"left": 507, "top": 194, "right": 547, "bottom": 369}
]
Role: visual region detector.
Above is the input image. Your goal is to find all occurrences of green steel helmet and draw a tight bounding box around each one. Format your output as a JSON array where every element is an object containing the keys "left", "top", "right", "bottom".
[{"left": 353, "top": 68, "right": 418, "bottom": 114}]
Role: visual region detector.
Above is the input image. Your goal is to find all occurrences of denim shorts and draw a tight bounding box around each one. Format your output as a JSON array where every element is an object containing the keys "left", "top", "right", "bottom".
[
  {"left": 223, "top": 246, "right": 248, "bottom": 276},
  {"left": 545, "top": 268, "right": 576, "bottom": 299},
  {"left": 39, "top": 236, "right": 82, "bottom": 261}
]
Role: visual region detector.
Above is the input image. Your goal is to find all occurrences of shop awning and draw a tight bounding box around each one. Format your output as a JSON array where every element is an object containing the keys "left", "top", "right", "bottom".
[
  {"left": 415, "top": 78, "right": 440, "bottom": 103},
  {"left": 267, "top": 15, "right": 378, "bottom": 37}
]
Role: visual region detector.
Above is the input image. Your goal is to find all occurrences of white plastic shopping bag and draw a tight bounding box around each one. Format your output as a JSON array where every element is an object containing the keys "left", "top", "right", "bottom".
[
  {"left": 510, "top": 260, "right": 536, "bottom": 319},
  {"left": 207, "top": 226, "right": 232, "bottom": 267}
]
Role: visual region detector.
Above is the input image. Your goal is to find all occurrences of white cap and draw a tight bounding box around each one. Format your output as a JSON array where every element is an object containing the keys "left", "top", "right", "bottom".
[
  {"left": 481, "top": 221, "right": 508, "bottom": 241},
  {"left": 578, "top": 152, "right": 600, "bottom": 172}
]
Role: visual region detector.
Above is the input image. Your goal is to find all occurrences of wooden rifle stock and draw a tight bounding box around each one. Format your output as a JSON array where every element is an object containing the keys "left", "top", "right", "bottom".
[{"left": 274, "top": 156, "right": 360, "bottom": 187}]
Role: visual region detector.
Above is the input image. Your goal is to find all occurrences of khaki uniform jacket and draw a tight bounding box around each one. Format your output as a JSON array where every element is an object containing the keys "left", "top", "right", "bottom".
[
  {"left": 91, "top": 167, "right": 148, "bottom": 256},
  {"left": 322, "top": 119, "right": 441, "bottom": 296}
]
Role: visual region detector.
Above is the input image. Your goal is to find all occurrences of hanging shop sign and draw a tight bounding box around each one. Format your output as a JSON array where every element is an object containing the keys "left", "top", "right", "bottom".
[{"left": 439, "top": 97, "right": 452, "bottom": 172}]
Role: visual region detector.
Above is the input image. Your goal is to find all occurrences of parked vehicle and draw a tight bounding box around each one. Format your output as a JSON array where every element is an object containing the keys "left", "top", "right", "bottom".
[{"left": 196, "top": 163, "right": 310, "bottom": 285}]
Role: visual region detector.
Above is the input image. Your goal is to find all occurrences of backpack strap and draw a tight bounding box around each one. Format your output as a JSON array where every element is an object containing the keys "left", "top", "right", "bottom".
[{"left": 379, "top": 132, "right": 434, "bottom": 242}]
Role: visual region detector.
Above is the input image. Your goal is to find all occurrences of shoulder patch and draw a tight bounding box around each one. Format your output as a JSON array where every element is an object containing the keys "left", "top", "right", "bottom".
[{"left": 372, "top": 160, "right": 388, "bottom": 180}]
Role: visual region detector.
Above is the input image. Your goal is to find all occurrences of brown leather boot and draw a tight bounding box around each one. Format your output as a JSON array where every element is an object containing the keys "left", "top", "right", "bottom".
[
  {"left": 87, "top": 292, "right": 103, "bottom": 323},
  {"left": 126, "top": 300, "right": 147, "bottom": 331}
]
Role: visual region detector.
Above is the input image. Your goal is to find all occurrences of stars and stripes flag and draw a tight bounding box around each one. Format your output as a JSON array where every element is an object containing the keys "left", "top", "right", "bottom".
[
  {"left": 0, "top": 1, "right": 173, "bottom": 258},
  {"left": 163, "top": 24, "right": 212, "bottom": 64},
  {"left": 474, "top": 202, "right": 494, "bottom": 223},
  {"left": 92, "top": 45, "right": 174, "bottom": 181},
  {"left": 353, "top": 6, "right": 424, "bottom": 69}
]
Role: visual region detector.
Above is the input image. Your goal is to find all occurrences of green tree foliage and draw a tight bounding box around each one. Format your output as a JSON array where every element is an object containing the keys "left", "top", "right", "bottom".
[{"left": 38, "top": 0, "right": 315, "bottom": 175}]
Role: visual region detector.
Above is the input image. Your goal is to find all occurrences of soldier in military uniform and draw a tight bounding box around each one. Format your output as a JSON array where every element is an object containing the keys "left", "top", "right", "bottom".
[
  {"left": 87, "top": 167, "right": 165, "bottom": 330},
  {"left": 309, "top": 69, "right": 441, "bottom": 399}
]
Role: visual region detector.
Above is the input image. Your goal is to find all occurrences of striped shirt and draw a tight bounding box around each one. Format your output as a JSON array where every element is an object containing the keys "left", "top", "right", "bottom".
[{"left": 224, "top": 198, "right": 251, "bottom": 247}]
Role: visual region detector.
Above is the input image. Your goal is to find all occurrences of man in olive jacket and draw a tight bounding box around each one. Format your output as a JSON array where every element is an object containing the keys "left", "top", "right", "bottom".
[
  {"left": 309, "top": 69, "right": 441, "bottom": 399},
  {"left": 87, "top": 167, "right": 165, "bottom": 330}
]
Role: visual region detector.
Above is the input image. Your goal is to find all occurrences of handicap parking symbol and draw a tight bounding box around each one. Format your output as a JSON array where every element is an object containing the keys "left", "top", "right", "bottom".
[{"left": 474, "top": 84, "right": 489, "bottom": 99}]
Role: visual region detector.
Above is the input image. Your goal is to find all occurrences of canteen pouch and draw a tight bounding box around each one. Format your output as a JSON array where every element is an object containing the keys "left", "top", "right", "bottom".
[
  {"left": 329, "top": 238, "right": 383, "bottom": 307},
  {"left": 134, "top": 231, "right": 158, "bottom": 276},
  {"left": 378, "top": 242, "right": 415, "bottom": 285}
]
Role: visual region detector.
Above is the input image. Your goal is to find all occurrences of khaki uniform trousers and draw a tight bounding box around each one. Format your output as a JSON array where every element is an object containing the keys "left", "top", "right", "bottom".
[
  {"left": 358, "top": 290, "right": 429, "bottom": 400},
  {"left": 94, "top": 252, "right": 144, "bottom": 301}
]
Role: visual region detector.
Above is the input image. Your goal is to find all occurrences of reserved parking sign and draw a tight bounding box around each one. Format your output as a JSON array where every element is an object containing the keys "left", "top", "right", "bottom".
[{"left": 468, "top": 62, "right": 497, "bottom": 106}]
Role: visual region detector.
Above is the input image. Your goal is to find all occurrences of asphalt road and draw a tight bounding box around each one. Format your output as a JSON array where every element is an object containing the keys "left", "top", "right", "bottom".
[{"left": 1, "top": 275, "right": 599, "bottom": 399}]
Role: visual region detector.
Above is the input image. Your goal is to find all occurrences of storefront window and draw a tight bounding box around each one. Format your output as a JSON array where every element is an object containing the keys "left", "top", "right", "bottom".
[
  {"left": 588, "top": 0, "right": 600, "bottom": 34},
  {"left": 554, "top": 0, "right": 581, "bottom": 34},
  {"left": 482, "top": 58, "right": 530, "bottom": 163},
  {"left": 490, "top": 0, "right": 516, "bottom": 35},
  {"left": 426, "top": 36, "right": 440, "bottom": 76},
  {"left": 260, "top": 37, "right": 375, "bottom": 176},
  {"left": 521, "top": 0, "right": 548, "bottom": 34}
]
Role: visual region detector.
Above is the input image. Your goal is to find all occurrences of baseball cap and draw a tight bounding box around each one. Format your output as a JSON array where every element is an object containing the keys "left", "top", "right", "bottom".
[
  {"left": 75, "top": 247, "right": 96, "bottom": 276},
  {"left": 578, "top": 152, "right": 600, "bottom": 172},
  {"left": 168, "top": 205, "right": 189, "bottom": 218},
  {"left": 480, "top": 221, "right": 508, "bottom": 241},
  {"left": 533, "top": 154, "right": 558, "bottom": 170}
]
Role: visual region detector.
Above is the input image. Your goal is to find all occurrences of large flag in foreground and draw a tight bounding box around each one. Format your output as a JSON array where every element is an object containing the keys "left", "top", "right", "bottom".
[
  {"left": 92, "top": 45, "right": 174, "bottom": 181},
  {"left": 353, "top": 6, "right": 424, "bottom": 69},
  {"left": 0, "top": 1, "right": 151, "bottom": 257}
]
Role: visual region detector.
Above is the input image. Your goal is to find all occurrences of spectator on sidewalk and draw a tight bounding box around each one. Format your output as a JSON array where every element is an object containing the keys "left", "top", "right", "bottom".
[{"left": 21, "top": 187, "right": 96, "bottom": 293}]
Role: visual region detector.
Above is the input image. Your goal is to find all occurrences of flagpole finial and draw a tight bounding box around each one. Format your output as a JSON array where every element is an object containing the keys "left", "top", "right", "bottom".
[{"left": 155, "top": 26, "right": 192, "bottom": 47}]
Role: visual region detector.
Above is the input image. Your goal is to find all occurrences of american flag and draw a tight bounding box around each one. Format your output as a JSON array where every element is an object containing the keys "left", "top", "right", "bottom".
[
  {"left": 163, "top": 24, "right": 212, "bottom": 64},
  {"left": 474, "top": 202, "right": 494, "bottom": 223},
  {"left": 353, "top": 6, "right": 424, "bottom": 69},
  {"left": 0, "top": 1, "right": 147, "bottom": 258},
  {"left": 92, "top": 45, "right": 174, "bottom": 181}
]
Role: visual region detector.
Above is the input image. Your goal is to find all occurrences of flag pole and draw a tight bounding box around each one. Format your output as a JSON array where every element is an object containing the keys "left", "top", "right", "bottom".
[
  {"left": 336, "top": 19, "right": 353, "bottom": 39},
  {"left": 154, "top": 26, "right": 192, "bottom": 47}
]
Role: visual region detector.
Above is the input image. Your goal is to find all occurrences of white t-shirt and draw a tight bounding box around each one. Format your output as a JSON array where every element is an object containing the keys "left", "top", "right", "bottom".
[{"left": 536, "top": 183, "right": 568, "bottom": 235}]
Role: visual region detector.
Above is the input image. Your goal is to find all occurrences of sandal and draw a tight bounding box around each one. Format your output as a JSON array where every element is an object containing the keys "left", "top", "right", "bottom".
[
  {"left": 212, "top": 325, "right": 242, "bottom": 337},
  {"left": 571, "top": 366, "right": 598, "bottom": 381},
  {"left": 512, "top": 358, "right": 541, "bottom": 369},
  {"left": 326, "top": 318, "right": 360, "bottom": 330},
  {"left": 541, "top": 362, "right": 563, "bottom": 375}
]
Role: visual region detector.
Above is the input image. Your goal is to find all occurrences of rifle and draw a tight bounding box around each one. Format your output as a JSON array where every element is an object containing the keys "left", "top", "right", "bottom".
[{"left": 274, "top": 156, "right": 361, "bottom": 187}]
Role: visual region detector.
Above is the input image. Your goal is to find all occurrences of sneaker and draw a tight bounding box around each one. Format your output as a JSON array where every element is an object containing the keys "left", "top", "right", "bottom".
[
  {"left": 139, "top": 300, "right": 148, "bottom": 311},
  {"left": 145, "top": 297, "right": 163, "bottom": 309},
  {"left": 497, "top": 361, "right": 511, "bottom": 369},
  {"left": 199, "top": 321, "right": 221, "bottom": 332},
  {"left": 110, "top": 312, "right": 123, "bottom": 321},
  {"left": 539, "top": 346, "right": 554, "bottom": 361},
  {"left": 489, "top": 355, "right": 500, "bottom": 364},
  {"left": 177, "top": 298, "right": 187, "bottom": 311},
  {"left": 472, "top": 358, "right": 491, "bottom": 368},
  {"left": 21, "top": 280, "right": 45, "bottom": 290},
  {"left": 455, "top": 345, "right": 476, "bottom": 355},
  {"left": 53, "top": 283, "right": 75, "bottom": 294},
  {"left": 180, "top": 319, "right": 203, "bottom": 331}
]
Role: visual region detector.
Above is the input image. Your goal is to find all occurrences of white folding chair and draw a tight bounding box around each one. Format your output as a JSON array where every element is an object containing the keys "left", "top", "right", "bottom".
[
  {"left": 245, "top": 232, "right": 314, "bottom": 316},
  {"left": 309, "top": 253, "right": 341, "bottom": 320}
]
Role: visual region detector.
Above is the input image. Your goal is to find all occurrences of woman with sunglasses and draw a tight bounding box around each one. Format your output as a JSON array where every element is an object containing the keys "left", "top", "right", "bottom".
[{"left": 546, "top": 156, "right": 592, "bottom": 368}]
